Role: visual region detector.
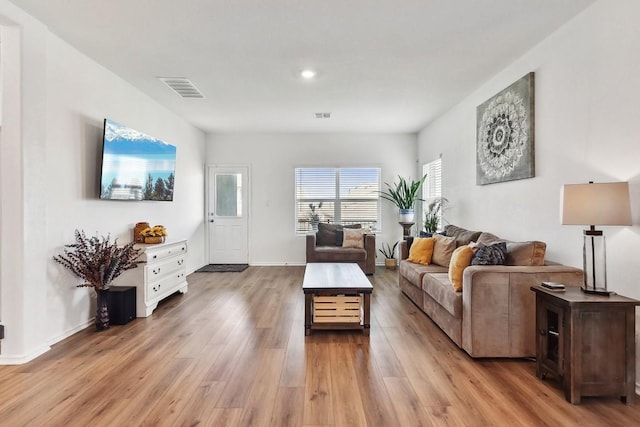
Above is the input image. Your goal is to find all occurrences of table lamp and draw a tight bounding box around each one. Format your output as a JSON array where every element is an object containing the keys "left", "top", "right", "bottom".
[{"left": 561, "top": 181, "right": 631, "bottom": 295}]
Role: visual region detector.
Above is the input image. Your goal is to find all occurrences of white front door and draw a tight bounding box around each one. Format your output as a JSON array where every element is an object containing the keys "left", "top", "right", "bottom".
[{"left": 207, "top": 165, "right": 249, "bottom": 264}]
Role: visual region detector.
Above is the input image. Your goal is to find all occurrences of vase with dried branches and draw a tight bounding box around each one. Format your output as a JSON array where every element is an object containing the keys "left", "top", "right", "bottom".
[{"left": 53, "top": 230, "right": 143, "bottom": 330}]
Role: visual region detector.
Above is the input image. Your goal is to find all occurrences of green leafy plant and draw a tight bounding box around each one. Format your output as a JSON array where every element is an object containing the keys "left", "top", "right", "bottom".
[
  {"left": 379, "top": 175, "right": 427, "bottom": 210},
  {"left": 53, "top": 230, "right": 143, "bottom": 290},
  {"left": 424, "top": 197, "right": 448, "bottom": 233},
  {"left": 378, "top": 241, "right": 399, "bottom": 259}
]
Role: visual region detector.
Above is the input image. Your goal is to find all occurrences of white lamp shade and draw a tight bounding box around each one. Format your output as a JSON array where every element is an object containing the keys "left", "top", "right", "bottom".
[{"left": 561, "top": 182, "right": 632, "bottom": 226}]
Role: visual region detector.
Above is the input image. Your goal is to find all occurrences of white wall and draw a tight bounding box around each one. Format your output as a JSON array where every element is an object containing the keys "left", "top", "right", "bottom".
[
  {"left": 0, "top": 1, "right": 206, "bottom": 363},
  {"left": 207, "top": 133, "right": 418, "bottom": 265},
  {"left": 418, "top": 0, "right": 640, "bottom": 388}
]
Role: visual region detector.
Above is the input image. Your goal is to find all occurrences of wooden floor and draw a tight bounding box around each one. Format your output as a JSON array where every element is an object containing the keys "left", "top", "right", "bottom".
[{"left": 0, "top": 266, "right": 638, "bottom": 426}]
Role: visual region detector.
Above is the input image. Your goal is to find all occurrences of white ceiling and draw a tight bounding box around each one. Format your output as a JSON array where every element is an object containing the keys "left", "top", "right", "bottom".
[{"left": 8, "top": 0, "right": 595, "bottom": 134}]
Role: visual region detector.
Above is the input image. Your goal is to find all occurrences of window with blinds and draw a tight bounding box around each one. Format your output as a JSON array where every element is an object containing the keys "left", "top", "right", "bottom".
[
  {"left": 422, "top": 158, "right": 442, "bottom": 199},
  {"left": 295, "top": 167, "right": 381, "bottom": 233},
  {"left": 422, "top": 158, "right": 443, "bottom": 229}
]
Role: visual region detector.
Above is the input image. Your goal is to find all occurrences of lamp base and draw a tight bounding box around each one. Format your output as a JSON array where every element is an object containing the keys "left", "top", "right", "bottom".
[{"left": 581, "top": 286, "right": 614, "bottom": 296}]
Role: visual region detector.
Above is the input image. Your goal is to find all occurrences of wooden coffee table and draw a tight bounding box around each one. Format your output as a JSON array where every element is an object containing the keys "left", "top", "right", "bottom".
[{"left": 302, "top": 263, "right": 373, "bottom": 335}]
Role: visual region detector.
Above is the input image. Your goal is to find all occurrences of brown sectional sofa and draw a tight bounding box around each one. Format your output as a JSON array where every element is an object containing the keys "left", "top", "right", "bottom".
[
  {"left": 398, "top": 225, "right": 583, "bottom": 358},
  {"left": 306, "top": 223, "right": 376, "bottom": 275}
]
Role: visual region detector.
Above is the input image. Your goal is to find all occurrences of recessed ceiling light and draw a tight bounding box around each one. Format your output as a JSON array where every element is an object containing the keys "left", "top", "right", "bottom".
[{"left": 300, "top": 69, "right": 317, "bottom": 79}]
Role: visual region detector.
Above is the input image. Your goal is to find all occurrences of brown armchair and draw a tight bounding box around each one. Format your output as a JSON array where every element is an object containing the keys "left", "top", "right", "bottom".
[{"left": 305, "top": 223, "right": 376, "bottom": 275}]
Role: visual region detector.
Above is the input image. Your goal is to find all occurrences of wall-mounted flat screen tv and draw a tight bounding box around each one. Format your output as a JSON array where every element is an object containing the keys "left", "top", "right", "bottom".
[{"left": 99, "top": 119, "right": 176, "bottom": 201}]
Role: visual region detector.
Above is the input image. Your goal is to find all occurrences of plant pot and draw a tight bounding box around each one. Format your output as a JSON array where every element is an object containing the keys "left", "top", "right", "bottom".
[
  {"left": 399, "top": 209, "right": 414, "bottom": 223},
  {"left": 144, "top": 236, "right": 164, "bottom": 244},
  {"left": 134, "top": 222, "right": 150, "bottom": 243},
  {"left": 384, "top": 258, "right": 397, "bottom": 270},
  {"left": 95, "top": 289, "right": 110, "bottom": 331}
]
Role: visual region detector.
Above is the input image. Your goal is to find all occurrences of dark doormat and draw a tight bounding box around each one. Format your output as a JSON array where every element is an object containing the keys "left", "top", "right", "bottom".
[{"left": 195, "top": 264, "right": 249, "bottom": 273}]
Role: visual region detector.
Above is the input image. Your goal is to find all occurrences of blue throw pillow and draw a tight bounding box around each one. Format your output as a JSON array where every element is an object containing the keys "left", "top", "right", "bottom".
[{"left": 471, "top": 242, "right": 507, "bottom": 265}]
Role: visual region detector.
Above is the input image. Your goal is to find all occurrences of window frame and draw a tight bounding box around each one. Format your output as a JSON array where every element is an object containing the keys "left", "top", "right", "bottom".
[
  {"left": 422, "top": 157, "right": 443, "bottom": 230},
  {"left": 294, "top": 166, "right": 381, "bottom": 234}
]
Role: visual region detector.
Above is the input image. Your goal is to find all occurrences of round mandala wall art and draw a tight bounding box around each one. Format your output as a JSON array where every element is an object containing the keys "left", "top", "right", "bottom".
[{"left": 476, "top": 73, "right": 535, "bottom": 185}]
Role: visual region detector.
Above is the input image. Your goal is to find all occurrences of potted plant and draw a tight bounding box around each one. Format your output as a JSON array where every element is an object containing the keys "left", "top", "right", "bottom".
[
  {"left": 379, "top": 175, "right": 427, "bottom": 222},
  {"left": 140, "top": 224, "right": 168, "bottom": 244},
  {"left": 309, "top": 202, "right": 323, "bottom": 231},
  {"left": 53, "top": 230, "right": 143, "bottom": 330},
  {"left": 424, "top": 197, "right": 448, "bottom": 234},
  {"left": 378, "top": 241, "right": 399, "bottom": 270}
]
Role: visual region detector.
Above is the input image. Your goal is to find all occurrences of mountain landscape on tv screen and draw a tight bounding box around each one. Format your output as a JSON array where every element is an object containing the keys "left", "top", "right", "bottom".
[{"left": 100, "top": 119, "right": 176, "bottom": 201}]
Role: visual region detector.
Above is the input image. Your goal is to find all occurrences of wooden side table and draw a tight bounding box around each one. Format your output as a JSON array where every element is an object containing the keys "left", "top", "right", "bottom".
[{"left": 530, "top": 285, "right": 639, "bottom": 404}]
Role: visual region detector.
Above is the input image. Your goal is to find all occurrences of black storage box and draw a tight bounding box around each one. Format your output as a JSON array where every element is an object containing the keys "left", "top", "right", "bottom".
[{"left": 107, "top": 286, "right": 136, "bottom": 325}]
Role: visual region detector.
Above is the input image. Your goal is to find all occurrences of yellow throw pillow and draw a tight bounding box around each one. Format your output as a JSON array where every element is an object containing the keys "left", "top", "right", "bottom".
[
  {"left": 407, "top": 237, "right": 435, "bottom": 265},
  {"left": 342, "top": 228, "right": 365, "bottom": 248},
  {"left": 448, "top": 245, "right": 475, "bottom": 292}
]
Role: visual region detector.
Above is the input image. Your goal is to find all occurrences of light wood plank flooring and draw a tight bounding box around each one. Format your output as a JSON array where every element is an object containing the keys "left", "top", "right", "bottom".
[{"left": 0, "top": 266, "right": 638, "bottom": 426}]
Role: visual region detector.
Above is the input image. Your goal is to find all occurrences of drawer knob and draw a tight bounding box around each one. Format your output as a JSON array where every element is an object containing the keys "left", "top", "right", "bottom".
[{"left": 153, "top": 268, "right": 161, "bottom": 275}]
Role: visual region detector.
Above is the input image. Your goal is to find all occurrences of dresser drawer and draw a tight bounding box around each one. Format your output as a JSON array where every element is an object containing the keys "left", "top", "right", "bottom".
[
  {"left": 144, "top": 242, "right": 187, "bottom": 263},
  {"left": 144, "top": 256, "right": 186, "bottom": 283},
  {"left": 147, "top": 270, "right": 187, "bottom": 300}
]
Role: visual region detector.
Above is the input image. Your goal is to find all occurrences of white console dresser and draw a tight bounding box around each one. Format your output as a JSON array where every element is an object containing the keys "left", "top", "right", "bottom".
[{"left": 132, "top": 239, "right": 188, "bottom": 317}]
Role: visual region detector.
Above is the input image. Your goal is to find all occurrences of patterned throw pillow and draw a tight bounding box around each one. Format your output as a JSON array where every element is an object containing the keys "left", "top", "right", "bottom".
[
  {"left": 471, "top": 242, "right": 507, "bottom": 265},
  {"left": 342, "top": 228, "right": 365, "bottom": 248},
  {"left": 335, "top": 224, "right": 362, "bottom": 246}
]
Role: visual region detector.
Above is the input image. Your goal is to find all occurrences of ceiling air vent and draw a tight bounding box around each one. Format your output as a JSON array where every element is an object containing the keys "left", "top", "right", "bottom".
[
  {"left": 158, "top": 77, "right": 205, "bottom": 99},
  {"left": 314, "top": 112, "right": 331, "bottom": 118}
]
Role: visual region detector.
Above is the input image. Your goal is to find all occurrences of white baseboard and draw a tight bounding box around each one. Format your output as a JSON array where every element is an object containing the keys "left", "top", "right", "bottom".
[
  {"left": 248, "top": 262, "right": 306, "bottom": 266},
  {"left": 47, "top": 318, "right": 93, "bottom": 347},
  {"left": 0, "top": 344, "right": 51, "bottom": 365}
]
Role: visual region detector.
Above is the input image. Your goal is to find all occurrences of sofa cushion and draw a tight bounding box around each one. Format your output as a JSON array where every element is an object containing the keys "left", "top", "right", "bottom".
[
  {"left": 431, "top": 234, "right": 456, "bottom": 267},
  {"left": 471, "top": 241, "right": 507, "bottom": 266},
  {"left": 476, "top": 232, "right": 546, "bottom": 266},
  {"left": 444, "top": 224, "right": 482, "bottom": 247},
  {"left": 407, "top": 237, "right": 435, "bottom": 265},
  {"left": 312, "top": 246, "right": 366, "bottom": 262},
  {"left": 476, "top": 231, "right": 502, "bottom": 245},
  {"left": 342, "top": 228, "right": 365, "bottom": 248},
  {"left": 317, "top": 223, "right": 361, "bottom": 246},
  {"left": 422, "top": 273, "right": 462, "bottom": 318},
  {"left": 399, "top": 260, "right": 447, "bottom": 286},
  {"left": 448, "top": 245, "right": 475, "bottom": 291},
  {"left": 506, "top": 241, "right": 546, "bottom": 266},
  {"left": 317, "top": 223, "right": 339, "bottom": 246}
]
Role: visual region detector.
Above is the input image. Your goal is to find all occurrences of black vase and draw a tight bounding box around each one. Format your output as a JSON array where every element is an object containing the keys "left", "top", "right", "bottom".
[{"left": 95, "top": 289, "right": 110, "bottom": 331}]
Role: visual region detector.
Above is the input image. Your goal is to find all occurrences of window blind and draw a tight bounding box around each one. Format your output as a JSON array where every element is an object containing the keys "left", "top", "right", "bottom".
[{"left": 295, "top": 167, "right": 381, "bottom": 233}]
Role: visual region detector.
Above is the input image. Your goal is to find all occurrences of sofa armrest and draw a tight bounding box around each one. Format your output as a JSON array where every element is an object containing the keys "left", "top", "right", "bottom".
[
  {"left": 306, "top": 233, "right": 317, "bottom": 263},
  {"left": 460, "top": 264, "right": 583, "bottom": 358},
  {"left": 399, "top": 238, "right": 413, "bottom": 260}
]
